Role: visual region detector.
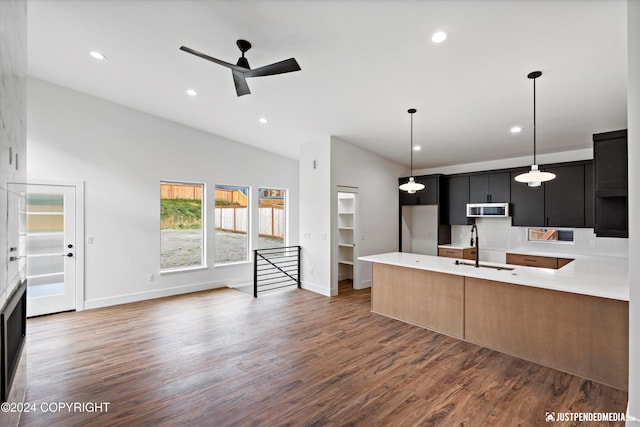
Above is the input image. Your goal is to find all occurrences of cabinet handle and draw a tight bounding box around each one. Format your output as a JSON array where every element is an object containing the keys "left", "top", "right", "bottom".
[{"left": 523, "top": 258, "right": 538, "bottom": 263}]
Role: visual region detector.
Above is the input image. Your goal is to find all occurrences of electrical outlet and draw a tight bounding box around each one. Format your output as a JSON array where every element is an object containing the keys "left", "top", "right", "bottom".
[
  {"left": 309, "top": 268, "right": 314, "bottom": 275},
  {"left": 148, "top": 274, "right": 154, "bottom": 282}
]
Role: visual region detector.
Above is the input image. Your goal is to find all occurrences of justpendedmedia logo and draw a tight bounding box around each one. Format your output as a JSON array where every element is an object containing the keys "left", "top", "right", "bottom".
[{"left": 545, "top": 411, "right": 555, "bottom": 422}]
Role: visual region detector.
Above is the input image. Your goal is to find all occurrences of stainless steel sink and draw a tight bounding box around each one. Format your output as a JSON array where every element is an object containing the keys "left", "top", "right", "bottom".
[{"left": 453, "top": 260, "right": 515, "bottom": 271}]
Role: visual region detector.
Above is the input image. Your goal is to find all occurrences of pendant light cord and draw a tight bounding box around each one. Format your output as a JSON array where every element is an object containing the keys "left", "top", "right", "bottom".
[
  {"left": 533, "top": 76, "right": 537, "bottom": 165},
  {"left": 410, "top": 111, "right": 414, "bottom": 175}
]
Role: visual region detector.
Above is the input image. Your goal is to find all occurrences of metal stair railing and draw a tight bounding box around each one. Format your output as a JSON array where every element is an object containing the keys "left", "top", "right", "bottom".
[{"left": 253, "top": 246, "right": 301, "bottom": 297}]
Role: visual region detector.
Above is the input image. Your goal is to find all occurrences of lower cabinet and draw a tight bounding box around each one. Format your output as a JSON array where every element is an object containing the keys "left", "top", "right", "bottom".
[
  {"left": 506, "top": 253, "right": 573, "bottom": 269},
  {"left": 438, "top": 247, "right": 476, "bottom": 260}
]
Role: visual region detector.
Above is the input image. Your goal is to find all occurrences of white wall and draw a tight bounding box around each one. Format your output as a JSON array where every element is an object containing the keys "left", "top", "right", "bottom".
[
  {"left": 27, "top": 78, "right": 299, "bottom": 309},
  {"left": 299, "top": 136, "right": 332, "bottom": 296},
  {"left": 0, "top": 0, "right": 27, "bottom": 310},
  {"left": 627, "top": 0, "right": 639, "bottom": 422},
  {"left": 330, "top": 137, "right": 407, "bottom": 293}
]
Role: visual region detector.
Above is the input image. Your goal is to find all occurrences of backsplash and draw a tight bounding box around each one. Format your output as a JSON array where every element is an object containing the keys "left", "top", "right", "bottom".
[{"left": 452, "top": 218, "right": 628, "bottom": 260}]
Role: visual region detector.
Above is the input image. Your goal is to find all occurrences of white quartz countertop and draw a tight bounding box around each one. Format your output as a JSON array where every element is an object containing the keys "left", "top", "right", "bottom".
[
  {"left": 437, "top": 244, "right": 473, "bottom": 250},
  {"left": 359, "top": 251, "right": 629, "bottom": 301}
]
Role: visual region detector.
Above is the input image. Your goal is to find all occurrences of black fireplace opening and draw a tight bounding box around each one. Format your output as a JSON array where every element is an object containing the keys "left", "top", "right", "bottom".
[{"left": 1, "top": 279, "right": 26, "bottom": 402}]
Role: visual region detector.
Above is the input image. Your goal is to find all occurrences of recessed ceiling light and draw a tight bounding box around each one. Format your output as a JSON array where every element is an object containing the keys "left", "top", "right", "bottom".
[
  {"left": 431, "top": 31, "right": 448, "bottom": 44},
  {"left": 258, "top": 117, "right": 268, "bottom": 124},
  {"left": 89, "top": 51, "right": 106, "bottom": 60},
  {"left": 510, "top": 126, "right": 523, "bottom": 134},
  {"left": 413, "top": 146, "right": 422, "bottom": 151},
  {"left": 186, "top": 89, "right": 198, "bottom": 96}
]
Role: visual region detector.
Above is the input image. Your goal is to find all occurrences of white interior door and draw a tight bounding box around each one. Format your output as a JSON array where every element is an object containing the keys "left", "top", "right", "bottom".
[{"left": 22, "top": 184, "right": 77, "bottom": 317}]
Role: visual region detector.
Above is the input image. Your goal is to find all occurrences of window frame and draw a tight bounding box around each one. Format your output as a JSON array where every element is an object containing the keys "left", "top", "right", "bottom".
[
  {"left": 159, "top": 180, "right": 207, "bottom": 273},
  {"left": 257, "top": 187, "right": 288, "bottom": 250},
  {"left": 214, "top": 184, "right": 251, "bottom": 266}
]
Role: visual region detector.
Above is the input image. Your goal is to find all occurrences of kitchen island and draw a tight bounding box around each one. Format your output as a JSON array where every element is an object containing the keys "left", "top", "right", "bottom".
[{"left": 358, "top": 252, "right": 629, "bottom": 390}]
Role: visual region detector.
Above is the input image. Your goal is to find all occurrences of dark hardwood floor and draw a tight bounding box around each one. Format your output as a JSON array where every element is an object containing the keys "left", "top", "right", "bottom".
[{"left": 20, "top": 281, "right": 627, "bottom": 426}]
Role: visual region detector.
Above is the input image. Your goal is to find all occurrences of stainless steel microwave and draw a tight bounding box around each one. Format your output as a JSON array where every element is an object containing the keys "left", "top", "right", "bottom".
[{"left": 466, "top": 203, "right": 510, "bottom": 217}]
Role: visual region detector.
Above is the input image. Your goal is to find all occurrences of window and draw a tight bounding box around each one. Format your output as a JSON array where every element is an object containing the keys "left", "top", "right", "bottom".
[
  {"left": 527, "top": 228, "right": 574, "bottom": 242},
  {"left": 160, "top": 181, "right": 204, "bottom": 270},
  {"left": 258, "top": 188, "right": 286, "bottom": 249},
  {"left": 214, "top": 185, "right": 249, "bottom": 263}
]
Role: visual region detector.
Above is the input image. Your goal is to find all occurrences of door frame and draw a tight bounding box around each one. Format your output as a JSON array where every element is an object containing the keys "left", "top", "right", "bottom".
[
  {"left": 16, "top": 179, "right": 85, "bottom": 312},
  {"left": 333, "top": 186, "right": 360, "bottom": 295}
]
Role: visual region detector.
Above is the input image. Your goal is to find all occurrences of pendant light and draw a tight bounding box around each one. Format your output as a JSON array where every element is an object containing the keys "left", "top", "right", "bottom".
[
  {"left": 514, "top": 71, "right": 556, "bottom": 187},
  {"left": 399, "top": 108, "right": 425, "bottom": 193}
]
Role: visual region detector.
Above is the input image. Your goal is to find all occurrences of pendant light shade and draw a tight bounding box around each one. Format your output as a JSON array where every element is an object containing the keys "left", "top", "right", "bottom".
[
  {"left": 399, "top": 108, "right": 425, "bottom": 193},
  {"left": 515, "top": 71, "right": 556, "bottom": 187}
]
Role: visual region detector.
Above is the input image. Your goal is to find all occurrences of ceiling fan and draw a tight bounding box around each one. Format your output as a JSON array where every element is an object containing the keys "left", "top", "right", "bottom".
[{"left": 179, "top": 39, "right": 301, "bottom": 97}]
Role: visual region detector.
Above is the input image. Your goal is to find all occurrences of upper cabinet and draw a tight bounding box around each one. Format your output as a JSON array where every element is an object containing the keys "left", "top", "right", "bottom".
[
  {"left": 584, "top": 162, "right": 594, "bottom": 228},
  {"left": 398, "top": 175, "right": 439, "bottom": 206},
  {"left": 593, "top": 130, "right": 628, "bottom": 238},
  {"left": 469, "top": 172, "right": 511, "bottom": 203},
  {"left": 510, "top": 162, "right": 592, "bottom": 228},
  {"left": 510, "top": 169, "right": 545, "bottom": 227},
  {"left": 446, "top": 175, "right": 471, "bottom": 225},
  {"left": 544, "top": 164, "right": 586, "bottom": 227}
]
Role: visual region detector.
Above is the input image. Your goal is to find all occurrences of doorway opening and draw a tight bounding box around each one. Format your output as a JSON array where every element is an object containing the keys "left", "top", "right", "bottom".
[{"left": 336, "top": 190, "right": 358, "bottom": 295}]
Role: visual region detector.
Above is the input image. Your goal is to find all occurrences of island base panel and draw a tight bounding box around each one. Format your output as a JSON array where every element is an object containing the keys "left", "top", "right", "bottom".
[
  {"left": 372, "top": 263, "right": 464, "bottom": 338},
  {"left": 465, "top": 277, "right": 628, "bottom": 390}
]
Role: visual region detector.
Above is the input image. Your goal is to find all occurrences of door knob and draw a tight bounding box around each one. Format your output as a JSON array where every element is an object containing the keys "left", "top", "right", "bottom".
[
  {"left": 66, "top": 253, "right": 74, "bottom": 257},
  {"left": 67, "top": 244, "right": 73, "bottom": 249}
]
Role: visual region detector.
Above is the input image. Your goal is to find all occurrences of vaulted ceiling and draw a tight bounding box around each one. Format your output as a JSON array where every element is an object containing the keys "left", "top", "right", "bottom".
[{"left": 28, "top": 0, "right": 628, "bottom": 169}]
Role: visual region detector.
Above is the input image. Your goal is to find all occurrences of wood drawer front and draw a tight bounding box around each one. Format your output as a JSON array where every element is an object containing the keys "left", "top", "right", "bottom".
[
  {"left": 463, "top": 248, "right": 476, "bottom": 260},
  {"left": 506, "top": 253, "right": 558, "bottom": 269},
  {"left": 438, "top": 248, "right": 463, "bottom": 258}
]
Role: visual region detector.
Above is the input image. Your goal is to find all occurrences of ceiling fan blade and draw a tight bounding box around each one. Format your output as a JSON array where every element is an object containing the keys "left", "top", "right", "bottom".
[
  {"left": 232, "top": 70, "right": 251, "bottom": 97},
  {"left": 179, "top": 46, "right": 247, "bottom": 72},
  {"left": 244, "top": 58, "right": 301, "bottom": 78}
]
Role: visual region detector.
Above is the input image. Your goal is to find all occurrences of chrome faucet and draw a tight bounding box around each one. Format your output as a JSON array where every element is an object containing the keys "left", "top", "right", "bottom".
[{"left": 470, "top": 224, "right": 479, "bottom": 268}]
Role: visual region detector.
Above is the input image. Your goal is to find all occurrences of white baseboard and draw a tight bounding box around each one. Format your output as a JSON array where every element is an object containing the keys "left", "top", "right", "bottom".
[
  {"left": 84, "top": 280, "right": 232, "bottom": 310},
  {"left": 301, "top": 280, "right": 331, "bottom": 297},
  {"left": 355, "top": 279, "right": 372, "bottom": 290}
]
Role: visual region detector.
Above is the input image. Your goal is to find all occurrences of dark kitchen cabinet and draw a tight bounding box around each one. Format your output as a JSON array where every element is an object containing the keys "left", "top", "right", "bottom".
[
  {"left": 544, "top": 164, "right": 585, "bottom": 227},
  {"left": 594, "top": 130, "right": 627, "bottom": 191},
  {"left": 398, "top": 175, "right": 438, "bottom": 205},
  {"left": 593, "top": 130, "right": 628, "bottom": 237},
  {"left": 446, "top": 175, "right": 471, "bottom": 225},
  {"left": 584, "top": 162, "right": 594, "bottom": 228},
  {"left": 469, "top": 172, "right": 510, "bottom": 203},
  {"left": 510, "top": 169, "right": 545, "bottom": 226}
]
